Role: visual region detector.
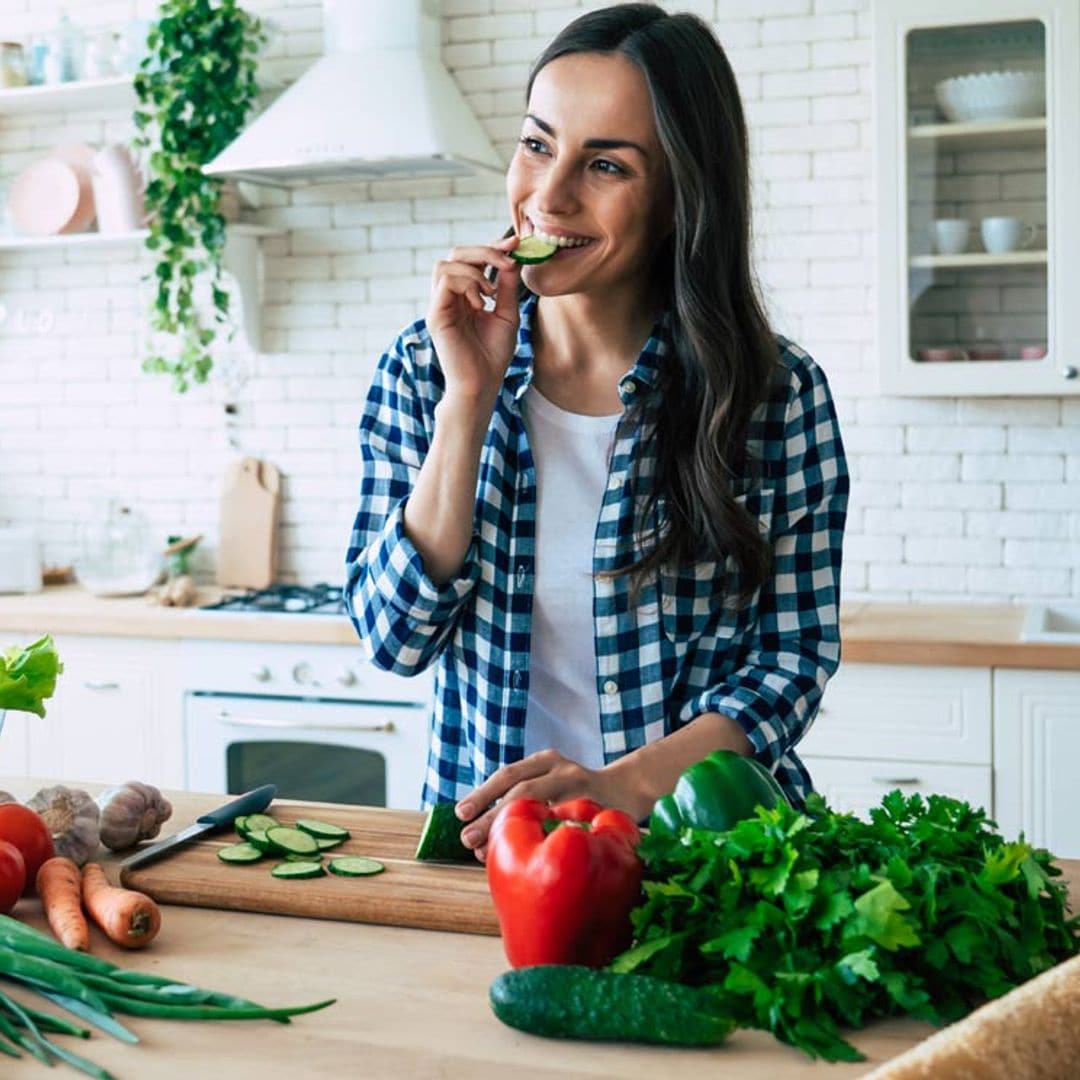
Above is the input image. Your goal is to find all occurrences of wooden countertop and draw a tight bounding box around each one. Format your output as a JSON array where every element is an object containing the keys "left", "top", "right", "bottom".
[
  {"left": 1, "top": 587, "right": 1079, "bottom": 667},
  {"left": 5, "top": 781, "right": 1075, "bottom": 1079}
]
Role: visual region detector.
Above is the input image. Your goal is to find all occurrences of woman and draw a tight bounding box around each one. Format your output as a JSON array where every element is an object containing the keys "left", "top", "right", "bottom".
[{"left": 345, "top": 3, "right": 848, "bottom": 859}]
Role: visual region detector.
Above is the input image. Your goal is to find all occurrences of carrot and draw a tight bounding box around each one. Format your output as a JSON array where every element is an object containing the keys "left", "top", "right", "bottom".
[
  {"left": 81, "top": 862, "right": 161, "bottom": 949},
  {"left": 36, "top": 856, "right": 90, "bottom": 952}
]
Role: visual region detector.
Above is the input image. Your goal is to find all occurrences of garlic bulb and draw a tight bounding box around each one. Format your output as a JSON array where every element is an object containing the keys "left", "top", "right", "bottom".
[
  {"left": 26, "top": 785, "right": 101, "bottom": 865},
  {"left": 96, "top": 781, "right": 172, "bottom": 851}
]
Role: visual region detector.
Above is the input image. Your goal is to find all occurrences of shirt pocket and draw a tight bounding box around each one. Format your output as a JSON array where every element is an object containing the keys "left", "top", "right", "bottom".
[{"left": 659, "top": 486, "right": 775, "bottom": 644}]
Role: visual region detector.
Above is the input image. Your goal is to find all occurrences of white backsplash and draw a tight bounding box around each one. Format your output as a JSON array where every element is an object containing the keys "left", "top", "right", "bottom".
[{"left": 0, "top": 0, "right": 1077, "bottom": 602}]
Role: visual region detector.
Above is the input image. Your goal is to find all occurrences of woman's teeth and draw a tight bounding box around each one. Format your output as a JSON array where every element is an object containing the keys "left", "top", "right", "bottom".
[{"left": 530, "top": 228, "right": 593, "bottom": 249}]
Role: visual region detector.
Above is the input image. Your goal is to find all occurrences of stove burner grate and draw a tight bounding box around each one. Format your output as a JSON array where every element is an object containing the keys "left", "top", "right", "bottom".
[{"left": 200, "top": 583, "right": 346, "bottom": 615}]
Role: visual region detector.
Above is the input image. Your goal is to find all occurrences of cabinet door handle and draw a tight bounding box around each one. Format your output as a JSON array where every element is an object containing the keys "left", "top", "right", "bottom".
[
  {"left": 83, "top": 680, "right": 120, "bottom": 691},
  {"left": 214, "top": 711, "right": 397, "bottom": 735},
  {"left": 871, "top": 776, "right": 921, "bottom": 786}
]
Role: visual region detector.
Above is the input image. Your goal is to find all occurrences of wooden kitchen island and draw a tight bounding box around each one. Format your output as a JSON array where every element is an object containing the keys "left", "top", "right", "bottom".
[{"left": 2, "top": 784, "right": 1078, "bottom": 1080}]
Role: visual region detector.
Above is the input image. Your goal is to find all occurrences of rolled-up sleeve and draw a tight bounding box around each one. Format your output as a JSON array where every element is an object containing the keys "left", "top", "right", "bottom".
[
  {"left": 345, "top": 334, "right": 481, "bottom": 676},
  {"left": 681, "top": 357, "right": 848, "bottom": 766}
]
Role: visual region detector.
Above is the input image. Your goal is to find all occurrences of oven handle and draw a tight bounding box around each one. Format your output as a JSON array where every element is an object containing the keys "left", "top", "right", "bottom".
[{"left": 215, "top": 710, "right": 397, "bottom": 734}]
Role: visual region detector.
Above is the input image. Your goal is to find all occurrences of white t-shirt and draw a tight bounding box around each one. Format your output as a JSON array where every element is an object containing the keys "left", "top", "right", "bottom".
[{"left": 520, "top": 385, "right": 621, "bottom": 770}]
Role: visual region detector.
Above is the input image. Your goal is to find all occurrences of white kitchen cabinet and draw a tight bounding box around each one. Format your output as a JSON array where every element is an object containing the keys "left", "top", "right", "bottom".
[
  {"left": 993, "top": 668, "right": 1080, "bottom": 858},
  {"left": 873, "top": 0, "right": 1080, "bottom": 395},
  {"left": 802, "top": 756, "right": 993, "bottom": 819},
  {"left": 28, "top": 635, "right": 183, "bottom": 789},
  {"left": 800, "top": 662, "right": 994, "bottom": 818}
]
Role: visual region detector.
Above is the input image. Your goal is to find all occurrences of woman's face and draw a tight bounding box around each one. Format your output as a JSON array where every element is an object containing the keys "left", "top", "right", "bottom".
[{"left": 506, "top": 51, "right": 673, "bottom": 302}]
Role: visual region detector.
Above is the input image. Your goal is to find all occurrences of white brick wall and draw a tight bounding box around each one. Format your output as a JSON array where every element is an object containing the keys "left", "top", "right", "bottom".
[{"left": 0, "top": 0, "right": 1076, "bottom": 601}]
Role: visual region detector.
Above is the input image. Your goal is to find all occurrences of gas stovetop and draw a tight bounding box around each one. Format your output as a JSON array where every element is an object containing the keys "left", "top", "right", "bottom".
[{"left": 200, "top": 583, "right": 346, "bottom": 616}]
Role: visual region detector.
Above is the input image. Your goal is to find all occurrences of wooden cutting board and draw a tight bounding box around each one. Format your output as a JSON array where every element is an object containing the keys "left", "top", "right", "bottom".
[
  {"left": 215, "top": 456, "right": 281, "bottom": 590},
  {"left": 120, "top": 801, "right": 499, "bottom": 937}
]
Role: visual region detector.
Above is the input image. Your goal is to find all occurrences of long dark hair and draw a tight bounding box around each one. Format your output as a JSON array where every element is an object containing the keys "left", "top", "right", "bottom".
[{"left": 526, "top": 3, "right": 776, "bottom": 604}]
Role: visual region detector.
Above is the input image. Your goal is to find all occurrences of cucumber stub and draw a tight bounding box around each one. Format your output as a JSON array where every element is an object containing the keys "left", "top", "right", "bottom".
[
  {"left": 414, "top": 802, "right": 475, "bottom": 863},
  {"left": 510, "top": 235, "right": 559, "bottom": 264},
  {"left": 328, "top": 857, "right": 385, "bottom": 877}
]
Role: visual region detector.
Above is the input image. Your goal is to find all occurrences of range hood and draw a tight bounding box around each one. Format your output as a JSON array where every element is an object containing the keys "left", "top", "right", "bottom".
[{"left": 203, "top": 0, "right": 505, "bottom": 186}]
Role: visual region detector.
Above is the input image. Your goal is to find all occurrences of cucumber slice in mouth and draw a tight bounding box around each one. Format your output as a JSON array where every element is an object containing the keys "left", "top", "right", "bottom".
[{"left": 510, "top": 234, "right": 560, "bottom": 264}]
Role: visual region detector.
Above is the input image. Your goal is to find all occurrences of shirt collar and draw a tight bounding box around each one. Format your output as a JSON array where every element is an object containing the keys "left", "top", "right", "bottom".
[{"left": 506, "top": 291, "right": 672, "bottom": 407}]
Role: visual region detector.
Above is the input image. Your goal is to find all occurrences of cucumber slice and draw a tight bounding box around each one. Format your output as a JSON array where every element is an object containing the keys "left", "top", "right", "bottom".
[
  {"left": 283, "top": 852, "right": 323, "bottom": 863},
  {"left": 246, "top": 829, "right": 274, "bottom": 853},
  {"left": 414, "top": 802, "right": 474, "bottom": 863},
  {"left": 328, "top": 857, "right": 384, "bottom": 877},
  {"left": 270, "top": 860, "right": 325, "bottom": 880},
  {"left": 510, "top": 235, "right": 559, "bottom": 264},
  {"left": 217, "top": 842, "right": 264, "bottom": 864},
  {"left": 265, "top": 826, "right": 319, "bottom": 857},
  {"left": 294, "top": 819, "right": 351, "bottom": 841},
  {"left": 315, "top": 836, "right": 346, "bottom": 851},
  {"left": 233, "top": 815, "right": 250, "bottom": 838},
  {"left": 242, "top": 813, "right": 279, "bottom": 835}
]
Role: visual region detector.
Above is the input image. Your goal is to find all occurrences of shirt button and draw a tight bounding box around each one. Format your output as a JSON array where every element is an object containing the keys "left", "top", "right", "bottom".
[
  {"left": 607, "top": 475, "right": 621, "bottom": 491},
  {"left": 515, "top": 564, "right": 528, "bottom": 588},
  {"left": 603, "top": 679, "right": 619, "bottom": 696},
  {"left": 513, "top": 670, "right": 526, "bottom": 690},
  {"left": 623, "top": 380, "right": 637, "bottom": 395}
]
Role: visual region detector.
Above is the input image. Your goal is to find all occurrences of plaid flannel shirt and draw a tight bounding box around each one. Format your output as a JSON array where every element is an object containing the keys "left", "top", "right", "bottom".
[{"left": 345, "top": 291, "right": 848, "bottom": 809}]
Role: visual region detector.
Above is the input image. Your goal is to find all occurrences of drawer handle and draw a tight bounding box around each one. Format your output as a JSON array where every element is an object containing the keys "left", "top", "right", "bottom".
[
  {"left": 871, "top": 776, "right": 921, "bottom": 786},
  {"left": 215, "top": 711, "right": 397, "bottom": 735},
  {"left": 83, "top": 680, "right": 120, "bottom": 691}
]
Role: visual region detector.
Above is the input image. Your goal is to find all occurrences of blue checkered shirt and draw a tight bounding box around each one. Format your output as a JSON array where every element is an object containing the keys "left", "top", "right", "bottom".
[{"left": 345, "top": 292, "right": 848, "bottom": 809}]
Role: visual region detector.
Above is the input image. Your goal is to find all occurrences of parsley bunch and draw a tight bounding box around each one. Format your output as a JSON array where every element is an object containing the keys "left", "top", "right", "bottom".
[{"left": 612, "top": 791, "right": 1080, "bottom": 1061}]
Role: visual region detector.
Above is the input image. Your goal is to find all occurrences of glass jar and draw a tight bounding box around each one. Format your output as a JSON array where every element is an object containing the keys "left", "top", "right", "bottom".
[{"left": 0, "top": 42, "right": 29, "bottom": 88}]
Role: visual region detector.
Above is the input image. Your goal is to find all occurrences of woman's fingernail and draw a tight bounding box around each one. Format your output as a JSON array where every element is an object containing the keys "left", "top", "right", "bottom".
[
  {"left": 462, "top": 828, "right": 480, "bottom": 848},
  {"left": 456, "top": 801, "right": 474, "bottom": 820}
]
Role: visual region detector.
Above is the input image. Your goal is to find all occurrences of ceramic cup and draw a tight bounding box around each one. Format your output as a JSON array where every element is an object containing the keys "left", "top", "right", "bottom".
[
  {"left": 980, "top": 216, "right": 1036, "bottom": 254},
  {"left": 931, "top": 218, "right": 971, "bottom": 255}
]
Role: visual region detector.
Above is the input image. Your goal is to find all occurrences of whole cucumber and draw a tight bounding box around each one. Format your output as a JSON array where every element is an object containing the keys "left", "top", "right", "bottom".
[{"left": 489, "top": 965, "right": 734, "bottom": 1046}]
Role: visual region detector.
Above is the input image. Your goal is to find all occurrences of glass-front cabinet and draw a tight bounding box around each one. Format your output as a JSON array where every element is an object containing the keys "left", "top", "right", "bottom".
[{"left": 874, "top": 0, "right": 1080, "bottom": 395}]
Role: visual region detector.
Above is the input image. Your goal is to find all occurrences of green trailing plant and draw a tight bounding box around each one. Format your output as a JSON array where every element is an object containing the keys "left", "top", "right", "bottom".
[{"left": 133, "top": 0, "right": 266, "bottom": 392}]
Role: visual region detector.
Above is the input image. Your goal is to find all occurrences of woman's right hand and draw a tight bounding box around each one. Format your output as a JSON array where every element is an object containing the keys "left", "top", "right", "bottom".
[{"left": 426, "top": 235, "right": 522, "bottom": 407}]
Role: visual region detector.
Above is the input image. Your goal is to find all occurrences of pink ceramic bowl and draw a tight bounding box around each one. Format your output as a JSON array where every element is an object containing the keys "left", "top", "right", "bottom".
[{"left": 8, "top": 159, "right": 81, "bottom": 236}]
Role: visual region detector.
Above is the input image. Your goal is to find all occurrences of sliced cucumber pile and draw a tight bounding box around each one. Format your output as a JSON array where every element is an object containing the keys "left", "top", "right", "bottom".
[
  {"left": 225, "top": 812, "right": 389, "bottom": 884},
  {"left": 510, "top": 234, "right": 559, "bottom": 264}
]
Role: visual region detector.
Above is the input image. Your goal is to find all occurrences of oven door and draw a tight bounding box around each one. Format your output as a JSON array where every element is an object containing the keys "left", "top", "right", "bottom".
[{"left": 184, "top": 693, "right": 429, "bottom": 809}]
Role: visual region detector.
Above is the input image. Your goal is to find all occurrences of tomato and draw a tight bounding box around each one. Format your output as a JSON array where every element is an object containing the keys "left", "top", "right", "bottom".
[
  {"left": 0, "top": 804, "right": 55, "bottom": 895},
  {"left": 0, "top": 840, "right": 26, "bottom": 912}
]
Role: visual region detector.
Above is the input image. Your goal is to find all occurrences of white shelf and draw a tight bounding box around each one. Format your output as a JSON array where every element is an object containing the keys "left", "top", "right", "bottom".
[
  {"left": 908, "top": 116, "right": 1047, "bottom": 149},
  {"left": 0, "top": 223, "right": 282, "bottom": 252},
  {"left": 909, "top": 250, "right": 1048, "bottom": 269},
  {"left": 0, "top": 223, "right": 284, "bottom": 351},
  {"left": 0, "top": 75, "right": 136, "bottom": 115}
]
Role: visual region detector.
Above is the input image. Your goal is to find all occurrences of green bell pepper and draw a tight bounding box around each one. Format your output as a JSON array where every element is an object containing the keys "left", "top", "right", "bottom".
[{"left": 649, "top": 749, "right": 788, "bottom": 835}]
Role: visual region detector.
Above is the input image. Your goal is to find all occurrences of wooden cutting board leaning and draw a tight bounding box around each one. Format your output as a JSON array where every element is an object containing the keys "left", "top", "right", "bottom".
[
  {"left": 120, "top": 801, "right": 499, "bottom": 936},
  {"left": 215, "top": 456, "right": 281, "bottom": 590}
]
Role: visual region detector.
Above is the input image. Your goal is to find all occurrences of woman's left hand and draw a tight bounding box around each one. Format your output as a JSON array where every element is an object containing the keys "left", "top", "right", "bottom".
[{"left": 454, "top": 749, "right": 644, "bottom": 862}]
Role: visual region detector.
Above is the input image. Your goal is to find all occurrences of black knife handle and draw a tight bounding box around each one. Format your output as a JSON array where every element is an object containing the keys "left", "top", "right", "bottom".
[{"left": 196, "top": 784, "right": 277, "bottom": 829}]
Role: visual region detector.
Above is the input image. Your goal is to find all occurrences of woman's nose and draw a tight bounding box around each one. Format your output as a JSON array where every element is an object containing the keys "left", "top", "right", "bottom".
[{"left": 535, "top": 159, "right": 578, "bottom": 215}]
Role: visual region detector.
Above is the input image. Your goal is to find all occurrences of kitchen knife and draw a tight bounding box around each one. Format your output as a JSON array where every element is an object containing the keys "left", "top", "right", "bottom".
[{"left": 120, "top": 784, "right": 277, "bottom": 872}]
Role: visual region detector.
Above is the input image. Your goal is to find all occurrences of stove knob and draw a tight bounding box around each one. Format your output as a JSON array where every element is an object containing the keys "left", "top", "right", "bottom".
[
  {"left": 251, "top": 666, "right": 272, "bottom": 683},
  {"left": 292, "top": 662, "right": 318, "bottom": 687},
  {"left": 337, "top": 669, "right": 358, "bottom": 688}
]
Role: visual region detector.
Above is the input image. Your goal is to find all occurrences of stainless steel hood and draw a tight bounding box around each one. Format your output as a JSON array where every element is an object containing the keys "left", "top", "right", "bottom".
[{"left": 203, "top": 0, "right": 505, "bottom": 186}]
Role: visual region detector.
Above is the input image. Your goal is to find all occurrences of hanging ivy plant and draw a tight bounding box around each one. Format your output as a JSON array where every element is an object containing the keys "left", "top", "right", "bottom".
[{"left": 133, "top": 0, "right": 266, "bottom": 392}]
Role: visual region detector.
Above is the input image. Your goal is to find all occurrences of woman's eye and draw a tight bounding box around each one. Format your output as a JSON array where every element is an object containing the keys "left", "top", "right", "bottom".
[
  {"left": 519, "top": 136, "right": 549, "bottom": 155},
  {"left": 592, "top": 158, "right": 625, "bottom": 176}
]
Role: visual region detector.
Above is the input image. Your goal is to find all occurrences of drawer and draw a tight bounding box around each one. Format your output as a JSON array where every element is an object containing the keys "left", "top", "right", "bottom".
[
  {"left": 799, "top": 663, "right": 991, "bottom": 765},
  {"left": 803, "top": 756, "right": 993, "bottom": 819}
]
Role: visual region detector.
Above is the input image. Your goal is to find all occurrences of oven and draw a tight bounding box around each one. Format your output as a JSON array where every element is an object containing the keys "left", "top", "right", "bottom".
[{"left": 183, "top": 586, "right": 434, "bottom": 808}]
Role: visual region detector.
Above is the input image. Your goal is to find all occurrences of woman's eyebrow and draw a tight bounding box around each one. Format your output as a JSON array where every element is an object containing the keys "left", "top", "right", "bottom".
[{"left": 524, "top": 113, "right": 648, "bottom": 157}]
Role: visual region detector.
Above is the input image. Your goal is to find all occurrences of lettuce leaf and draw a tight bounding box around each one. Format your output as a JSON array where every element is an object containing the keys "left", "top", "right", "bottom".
[{"left": 0, "top": 635, "right": 64, "bottom": 717}]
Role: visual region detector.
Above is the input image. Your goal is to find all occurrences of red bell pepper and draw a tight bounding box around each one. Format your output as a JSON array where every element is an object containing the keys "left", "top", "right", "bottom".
[{"left": 485, "top": 797, "right": 643, "bottom": 969}]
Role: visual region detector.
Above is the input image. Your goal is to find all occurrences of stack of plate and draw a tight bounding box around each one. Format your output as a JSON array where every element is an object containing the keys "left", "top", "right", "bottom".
[{"left": 8, "top": 143, "right": 97, "bottom": 236}]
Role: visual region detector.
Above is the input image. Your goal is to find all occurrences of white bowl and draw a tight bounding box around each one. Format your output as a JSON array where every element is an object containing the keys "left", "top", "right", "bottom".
[{"left": 935, "top": 70, "right": 1045, "bottom": 123}]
